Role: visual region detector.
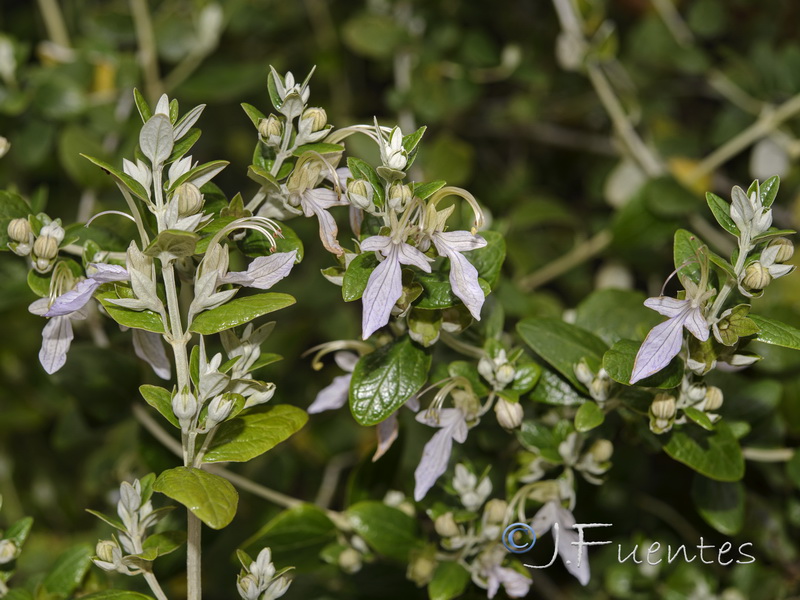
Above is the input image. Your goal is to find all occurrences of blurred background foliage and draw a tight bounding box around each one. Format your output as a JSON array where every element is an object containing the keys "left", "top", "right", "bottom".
[{"left": 0, "top": 0, "right": 799, "bottom": 598}]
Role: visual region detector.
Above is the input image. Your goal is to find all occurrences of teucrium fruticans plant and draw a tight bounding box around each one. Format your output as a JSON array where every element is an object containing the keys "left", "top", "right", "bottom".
[{"left": 2, "top": 62, "right": 800, "bottom": 600}]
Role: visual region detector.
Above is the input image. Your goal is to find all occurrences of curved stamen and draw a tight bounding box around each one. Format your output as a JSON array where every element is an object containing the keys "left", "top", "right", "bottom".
[{"left": 86, "top": 210, "right": 137, "bottom": 227}]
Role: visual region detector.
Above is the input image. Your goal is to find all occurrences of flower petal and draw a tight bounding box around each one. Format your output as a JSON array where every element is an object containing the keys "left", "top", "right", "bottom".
[
  {"left": 435, "top": 230, "right": 487, "bottom": 252},
  {"left": 554, "top": 505, "right": 590, "bottom": 586},
  {"left": 414, "top": 426, "right": 455, "bottom": 501},
  {"left": 415, "top": 407, "right": 464, "bottom": 429},
  {"left": 373, "top": 413, "right": 398, "bottom": 462},
  {"left": 132, "top": 329, "right": 171, "bottom": 380},
  {"left": 307, "top": 373, "right": 351, "bottom": 414},
  {"left": 222, "top": 251, "right": 297, "bottom": 289},
  {"left": 361, "top": 246, "right": 402, "bottom": 339},
  {"left": 87, "top": 263, "right": 130, "bottom": 283},
  {"left": 360, "top": 235, "right": 392, "bottom": 254},
  {"left": 683, "top": 307, "right": 710, "bottom": 341},
  {"left": 630, "top": 315, "right": 686, "bottom": 383},
  {"left": 433, "top": 236, "right": 485, "bottom": 320},
  {"left": 643, "top": 296, "right": 690, "bottom": 318},
  {"left": 45, "top": 279, "right": 101, "bottom": 317},
  {"left": 39, "top": 316, "right": 73, "bottom": 374},
  {"left": 397, "top": 242, "right": 433, "bottom": 273},
  {"left": 494, "top": 567, "right": 532, "bottom": 598},
  {"left": 334, "top": 351, "right": 359, "bottom": 372}
]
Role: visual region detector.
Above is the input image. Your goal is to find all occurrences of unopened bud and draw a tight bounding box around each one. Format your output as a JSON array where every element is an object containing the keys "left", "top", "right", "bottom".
[
  {"left": 484, "top": 499, "right": 508, "bottom": 524},
  {"left": 703, "top": 386, "right": 724, "bottom": 412},
  {"left": 119, "top": 481, "right": 142, "bottom": 513},
  {"left": 651, "top": 393, "right": 677, "bottom": 421},
  {"left": 258, "top": 115, "right": 282, "bottom": 139},
  {"left": 0, "top": 136, "right": 10, "bottom": 158},
  {"left": 207, "top": 394, "right": 233, "bottom": 425},
  {"left": 95, "top": 540, "right": 118, "bottom": 563},
  {"left": 496, "top": 364, "right": 516, "bottom": 386},
  {"left": 574, "top": 361, "right": 594, "bottom": 387},
  {"left": 301, "top": 107, "right": 327, "bottom": 132},
  {"left": 338, "top": 547, "right": 362, "bottom": 574},
  {"left": 387, "top": 183, "right": 412, "bottom": 211},
  {"left": 406, "top": 553, "right": 436, "bottom": 586},
  {"left": 434, "top": 512, "right": 460, "bottom": 538},
  {"left": 347, "top": 179, "right": 373, "bottom": 210},
  {"left": 590, "top": 377, "right": 611, "bottom": 402},
  {"left": 768, "top": 237, "right": 794, "bottom": 263},
  {"left": 40, "top": 222, "right": 65, "bottom": 244},
  {"left": 0, "top": 539, "right": 17, "bottom": 564},
  {"left": 494, "top": 397, "right": 523, "bottom": 429},
  {"left": 237, "top": 573, "right": 261, "bottom": 600},
  {"left": 686, "top": 383, "right": 707, "bottom": 402},
  {"left": 743, "top": 262, "right": 771, "bottom": 290},
  {"left": 172, "top": 388, "right": 198, "bottom": 426},
  {"left": 176, "top": 182, "right": 203, "bottom": 216},
  {"left": 8, "top": 218, "right": 31, "bottom": 243},
  {"left": 588, "top": 439, "right": 613, "bottom": 463},
  {"left": 33, "top": 234, "right": 59, "bottom": 261}
]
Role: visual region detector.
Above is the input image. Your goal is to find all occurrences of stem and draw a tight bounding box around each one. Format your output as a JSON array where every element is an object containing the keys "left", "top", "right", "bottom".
[
  {"left": 186, "top": 513, "right": 202, "bottom": 600},
  {"left": 518, "top": 229, "right": 612, "bottom": 291},
  {"left": 36, "top": 0, "right": 71, "bottom": 48},
  {"left": 143, "top": 572, "right": 169, "bottom": 600},
  {"left": 270, "top": 120, "right": 295, "bottom": 178},
  {"left": 742, "top": 447, "right": 795, "bottom": 462},
  {"left": 707, "top": 232, "right": 749, "bottom": 322},
  {"left": 130, "top": 0, "right": 163, "bottom": 101}
]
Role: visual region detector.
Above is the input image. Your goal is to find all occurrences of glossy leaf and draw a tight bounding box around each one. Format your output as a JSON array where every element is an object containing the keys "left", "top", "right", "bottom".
[
  {"left": 41, "top": 544, "right": 93, "bottom": 599},
  {"left": 189, "top": 293, "right": 295, "bottom": 334},
  {"left": 603, "top": 339, "right": 683, "bottom": 388},
  {"left": 574, "top": 401, "right": 604, "bottom": 432},
  {"left": 428, "top": 561, "right": 471, "bottom": 600},
  {"left": 154, "top": 467, "right": 238, "bottom": 530},
  {"left": 662, "top": 422, "right": 744, "bottom": 482},
  {"left": 691, "top": 476, "right": 744, "bottom": 535},
  {"left": 139, "top": 384, "right": 178, "bottom": 428},
  {"left": 346, "top": 501, "right": 422, "bottom": 561},
  {"left": 750, "top": 314, "right": 800, "bottom": 350}
]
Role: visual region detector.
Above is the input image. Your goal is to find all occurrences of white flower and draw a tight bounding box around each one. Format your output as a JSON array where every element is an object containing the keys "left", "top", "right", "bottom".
[
  {"left": 529, "top": 501, "right": 590, "bottom": 586},
  {"left": 471, "top": 545, "right": 532, "bottom": 599},
  {"left": 413, "top": 408, "right": 469, "bottom": 501},
  {"left": 453, "top": 463, "right": 492, "bottom": 511},
  {"left": 431, "top": 230, "right": 487, "bottom": 320},
  {"left": 376, "top": 121, "right": 408, "bottom": 171},
  {"left": 630, "top": 280, "right": 712, "bottom": 384},
  {"left": 730, "top": 185, "right": 771, "bottom": 237},
  {"left": 360, "top": 235, "right": 433, "bottom": 339}
]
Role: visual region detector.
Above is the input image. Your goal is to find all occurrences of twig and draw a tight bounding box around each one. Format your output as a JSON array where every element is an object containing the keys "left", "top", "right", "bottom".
[
  {"left": 36, "top": 0, "right": 71, "bottom": 48},
  {"left": 518, "top": 230, "right": 613, "bottom": 291},
  {"left": 650, "top": 0, "right": 694, "bottom": 48},
  {"left": 742, "top": 447, "right": 795, "bottom": 462},
  {"left": 130, "top": 0, "right": 163, "bottom": 101}
]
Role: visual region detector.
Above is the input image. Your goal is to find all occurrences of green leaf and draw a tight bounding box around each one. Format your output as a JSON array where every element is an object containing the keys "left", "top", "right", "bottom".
[
  {"left": 292, "top": 142, "right": 345, "bottom": 157},
  {"left": 517, "top": 318, "right": 608, "bottom": 390},
  {"left": 467, "top": 231, "right": 506, "bottom": 289},
  {"left": 428, "top": 561, "right": 471, "bottom": 600},
  {"left": 243, "top": 504, "right": 336, "bottom": 571},
  {"left": 41, "top": 544, "right": 93, "bottom": 599},
  {"left": 166, "top": 128, "right": 200, "bottom": 164},
  {"left": 241, "top": 103, "right": 266, "bottom": 128},
  {"left": 342, "top": 253, "right": 379, "bottom": 301},
  {"left": 750, "top": 314, "right": 800, "bottom": 350},
  {"left": 691, "top": 476, "right": 744, "bottom": 535},
  {"left": 673, "top": 229, "right": 705, "bottom": 285},
  {"left": 749, "top": 175, "right": 780, "bottom": 208},
  {"left": 662, "top": 421, "right": 744, "bottom": 481},
  {"left": 517, "top": 421, "right": 571, "bottom": 463},
  {"left": 203, "top": 405, "right": 308, "bottom": 463},
  {"left": 154, "top": 467, "right": 238, "bottom": 530},
  {"left": 705, "top": 192, "right": 739, "bottom": 236},
  {"left": 144, "top": 229, "right": 199, "bottom": 261},
  {"left": 511, "top": 362, "right": 541, "bottom": 394},
  {"left": 86, "top": 509, "right": 125, "bottom": 531},
  {"left": 168, "top": 160, "right": 229, "bottom": 192},
  {"left": 529, "top": 367, "right": 587, "bottom": 406},
  {"left": 4, "top": 516, "right": 33, "bottom": 547},
  {"left": 411, "top": 180, "right": 447, "bottom": 201},
  {"left": 683, "top": 406, "right": 715, "bottom": 431},
  {"left": 403, "top": 126, "right": 427, "bottom": 154},
  {"left": 349, "top": 336, "right": 431, "bottom": 426},
  {"left": 346, "top": 501, "right": 422, "bottom": 561},
  {"left": 189, "top": 293, "right": 295, "bottom": 334},
  {"left": 416, "top": 271, "right": 490, "bottom": 310},
  {"left": 603, "top": 339, "right": 683, "bottom": 388},
  {"left": 133, "top": 89, "right": 152, "bottom": 122},
  {"left": 96, "top": 290, "right": 165, "bottom": 333},
  {"left": 342, "top": 13, "right": 407, "bottom": 59},
  {"left": 139, "top": 385, "right": 178, "bottom": 428},
  {"left": 59, "top": 126, "right": 108, "bottom": 188},
  {"left": 141, "top": 531, "right": 186, "bottom": 557},
  {"left": 575, "top": 289, "right": 660, "bottom": 345},
  {"left": 81, "top": 154, "right": 149, "bottom": 202},
  {"left": 347, "top": 157, "right": 385, "bottom": 205},
  {"left": 751, "top": 228, "right": 796, "bottom": 243},
  {"left": 81, "top": 592, "right": 155, "bottom": 600},
  {"left": 574, "top": 402, "right": 605, "bottom": 432}
]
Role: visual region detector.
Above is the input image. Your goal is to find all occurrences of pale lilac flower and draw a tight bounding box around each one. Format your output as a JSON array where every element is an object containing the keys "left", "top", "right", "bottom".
[
  {"left": 221, "top": 251, "right": 297, "bottom": 288},
  {"left": 471, "top": 546, "right": 532, "bottom": 599},
  {"left": 630, "top": 280, "right": 712, "bottom": 384},
  {"left": 453, "top": 463, "right": 492, "bottom": 511},
  {"left": 29, "top": 298, "right": 87, "bottom": 375},
  {"left": 286, "top": 160, "right": 348, "bottom": 255},
  {"left": 432, "top": 230, "right": 487, "bottom": 320},
  {"left": 132, "top": 330, "right": 171, "bottom": 380},
  {"left": 528, "top": 501, "right": 590, "bottom": 586},
  {"left": 360, "top": 235, "right": 433, "bottom": 339},
  {"left": 44, "top": 263, "right": 129, "bottom": 317},
  {"left": 413, "top": 407, "right": 469, "bottom": 501}
]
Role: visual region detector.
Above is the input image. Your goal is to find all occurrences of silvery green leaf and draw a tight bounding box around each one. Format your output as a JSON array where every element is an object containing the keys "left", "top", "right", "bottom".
[
  {"left": 140, "top": 114, "right": 174, "bottom": 167},
  {"left": 173, "top": 104, "right": 206, "bottom": 141},
  {"left": 154, "top": 94, "right": 169, "bottom": 116}
]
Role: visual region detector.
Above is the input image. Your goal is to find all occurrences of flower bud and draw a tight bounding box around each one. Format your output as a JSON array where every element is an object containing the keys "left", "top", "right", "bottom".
[
  {"left": 743, "top": 262, "right": 771, "bottom": 290},
  {"left": 434, "top": 512, "right": 460, "bottom": 538},
  {"left": 686, "top": 382, "right": 707, "bottom": 402},
  {"left": 338, "top": 547, "right": 362, "bottom": 574},
  {"left": 207, "top": 394, "right": 233, "bottom": 425},
  {"left": 703, "top": 386, "right": 724, "bottom": 412},
  {"left": 119, "top": 481, "right": 142, "bottom": 513},
  {"left": 494, "top": 397, "right": 523, "bottom": 430},
  {"left": 484, "top": 499, "right": 508, "bottom": 524},
  {"left": 406, "top": 552, "right": 436, "bottom": 587},
  {"left": 477, "top": 356, "right": 494, "bottom": 383},
  {"left": 347, "top": 179, "right": 373, "bottom": 210},
  {"left": 172, "top": 388, "right": 198, "bottom": 426},
  {"left": 0, "top": 539, "right": 17, "bottom": 564},
  {"left": 387, "top": 183, "right": 412, "bottom": 212},
  {"left": 8, "top": 218, "right": 31, "bottom": 243},
  {"left": 258, "top": 115, "right": 282, "bottom": 140},
  {"left": 651, "top": 393, "right": 676, "bottom": 420},
  {"left": 40, "top": 222, "right": 65, "bottom": 244},
  {"left": 237, "top": 573, "right": 261, "bottom": 600},
  {"left": 452, "top": 389, "right": 480, "bottom": 421},
  {"left": 496, "top": 364, "right": 516, "bottom": 386},
  {"left": 33, "top": 234, "right": 59, "bottom": 261},
  {"left": 574, "top": 360, "right": 594, "bottom": 387},
  {"left": 768, "top": 237, "right": 794, "bottom": 263},
  {"left": 95, "top": 540, "right": 118, "bottom": 563},
  {"left": 0, "top": 136, "right": 10, "bottom": 159},
  {"left": 588, "top": 439, "right": 613, "bottom": 463},
  {"left": 301, "top": 107, "right": 327, "bottom": 132},
  {"left": 590, "top": 377, "right": 611, "bottom": 402},
  {"left": 175, "top": 182, "right": 204, "bottom": 216}
]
